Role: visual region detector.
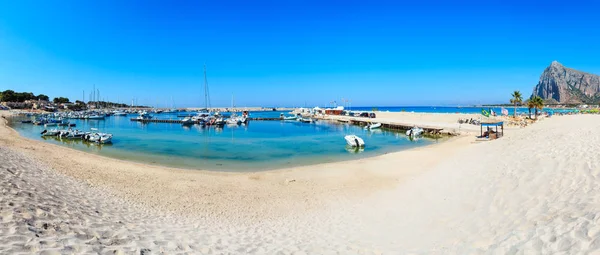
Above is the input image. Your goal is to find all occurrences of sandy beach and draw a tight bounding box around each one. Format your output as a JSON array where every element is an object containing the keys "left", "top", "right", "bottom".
[{"left": 1, "top": 111, "right": 599, "bottom": 254}]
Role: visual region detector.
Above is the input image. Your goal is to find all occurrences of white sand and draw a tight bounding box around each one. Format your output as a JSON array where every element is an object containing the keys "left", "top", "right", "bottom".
[{"left": 1, "top": 112, "right": 599, "bottom": 254}]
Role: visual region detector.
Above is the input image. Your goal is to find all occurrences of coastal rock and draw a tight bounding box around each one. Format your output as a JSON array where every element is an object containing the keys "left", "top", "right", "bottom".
[{"left": 532, "top": 61, "right": 600, "bottom": 104}]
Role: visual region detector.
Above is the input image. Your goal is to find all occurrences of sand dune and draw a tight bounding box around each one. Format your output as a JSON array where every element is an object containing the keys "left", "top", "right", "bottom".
[{"left": 1, "top": 112, "right": 599, "bottom": 254}]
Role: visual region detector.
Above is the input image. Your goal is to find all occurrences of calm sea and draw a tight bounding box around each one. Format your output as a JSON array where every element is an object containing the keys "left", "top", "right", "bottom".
[{"left": 10, "top": 111, "right": 437, "bottom": 171}]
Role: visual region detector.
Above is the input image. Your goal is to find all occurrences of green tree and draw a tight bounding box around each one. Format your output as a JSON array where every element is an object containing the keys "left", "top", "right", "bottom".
[
  {"left": 53, "top": 97, "right": 70, "bottom": 104},
  {"left": 1, "top": 90, "right": 16, "bottom": 102},
  {"left": 37, "top": 94, "right": 49, "bottom": 101},
  {"left": 510, "top": 91, "right": 523, "bottom": 117}
]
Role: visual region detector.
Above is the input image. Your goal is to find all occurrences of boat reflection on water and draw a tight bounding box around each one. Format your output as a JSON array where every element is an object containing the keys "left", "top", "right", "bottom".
[
  {"left": 345, "top": 145, "right": 365, "bottom": 154},
  {"left": 41, "top": 135, "right": 113, "bottom": 150},
  {"left": 365, "top": 129, "right": 383, "bottom": 137}
]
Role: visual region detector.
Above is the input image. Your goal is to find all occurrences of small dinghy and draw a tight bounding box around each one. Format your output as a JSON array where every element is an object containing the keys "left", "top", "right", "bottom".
[
  {"left": 364, "top": 122, "right": 381, "bottom": 130},
  {"left": 344, "top": 135, "right": 365, "bottom": 147},
  {"left": 406, "top": 127, "right": 424, "bottom": 137}
]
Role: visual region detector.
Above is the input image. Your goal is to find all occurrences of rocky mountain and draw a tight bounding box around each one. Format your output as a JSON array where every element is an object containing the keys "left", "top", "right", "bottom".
[{"left": 532, "top": 61, "right": 600, "bottom": 104}]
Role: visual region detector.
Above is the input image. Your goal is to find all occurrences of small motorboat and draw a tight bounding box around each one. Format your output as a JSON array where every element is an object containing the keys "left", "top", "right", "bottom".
[
  {"left": 282, "top": 115, "right": 297, "bottom": 121},
  {"left": 406, "top": 127, "right": 424, "bottom": 137},
  {"left": 85, "top": 132, "right": 113, "bottom": 144},
  {"left": 21, "top": 120, "right": 33, "bottom": 124},
  {"left": 44, "top": 122, "right": 57, "bottom": 127},
  {"left": 87, "top": 114, "right": 105, "bottom": 120},
  {"left": 298, "top": 117, "right": 313, "bottom": 123},
  {"left": 344, "top": 135, "right": 365, "bottom": 147},
  {"left": 225, "top": 118, "right": 241, "bottom": 125},
  {"left": 214, "top": 117, "right": 226, "bottom": 127},
  {"left": 181, "top": 117, "right": 194, "bottom": 126},
  {"left": 82, "top": 128, "right": 113, "bottom": 144},
  {"left": 136, "top": 112, "right": 153, "bottom": 120},
  {"left": 41, "top": 129, "right": 60, "bottom": 136},
  {"left": 64, "top": 129, "right": 85, "bottom": 139},
  {"left": 364, "top": 123, "right": 382, "bottom": 130}
]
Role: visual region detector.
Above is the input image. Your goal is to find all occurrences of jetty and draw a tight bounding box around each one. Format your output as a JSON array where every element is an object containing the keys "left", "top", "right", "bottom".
[
  {"left": 349, "top": 119, "right": 443, "bottom": 135},
  {"left": 130, "top": 117, "right": 282, "bottom": 124},
  {"left": 321, "top": 115, "right": 449, "bottom": 135}
]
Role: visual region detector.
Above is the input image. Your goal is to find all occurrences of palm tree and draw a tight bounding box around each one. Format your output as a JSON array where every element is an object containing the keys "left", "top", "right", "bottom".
[
  {"left": 527, "top": 100, "right": 534, "bottom": 119},
  {"left": 530, "top": 96, "right": 544, "bottom": 120},
  {"left": 510, "top": 91, "right": 523, "bottom": 117}
]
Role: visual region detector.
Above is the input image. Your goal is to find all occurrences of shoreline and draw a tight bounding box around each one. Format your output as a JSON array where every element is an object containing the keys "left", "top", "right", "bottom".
[
  {"left": 3, "top": 110, "right": 599, "bottom": 253},
  {"left": 0, "top": 111, "right": 472, "bottom": 220},
  {"left": 7, "top": 115, "right": 448, "bottom": 173}
]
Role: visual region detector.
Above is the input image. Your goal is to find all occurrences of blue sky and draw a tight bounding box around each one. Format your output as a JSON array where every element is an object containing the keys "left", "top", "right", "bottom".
[{"left": 1, "top": 0, "right": 599, "bottom": 107}]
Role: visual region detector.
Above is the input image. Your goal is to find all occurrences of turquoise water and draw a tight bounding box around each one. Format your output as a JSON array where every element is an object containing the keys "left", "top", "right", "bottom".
[{"left": 10, "top": 112, "right": 436, "bottom": 171}]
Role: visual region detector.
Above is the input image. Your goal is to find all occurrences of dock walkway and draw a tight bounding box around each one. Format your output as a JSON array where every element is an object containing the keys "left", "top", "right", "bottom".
[
  {"left": 321, "top": 115, "right": 462, "bottom": 135},
  {"left": 130, "top": 117, "right": 282, "bottom": 124}
]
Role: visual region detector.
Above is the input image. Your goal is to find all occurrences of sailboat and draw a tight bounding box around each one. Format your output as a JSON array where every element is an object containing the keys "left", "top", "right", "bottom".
[
  {"left": 164, "top": 96, "right": 177, "bottom": 113},
  {"left": 225, "top": 94, "right": 248, "bottom": 125},
  {"left": 203, "top": 64, "right": 211, "bottom": 113}
]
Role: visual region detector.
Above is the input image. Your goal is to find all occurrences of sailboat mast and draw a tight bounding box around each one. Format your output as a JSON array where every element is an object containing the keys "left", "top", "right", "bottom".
[{"left": 203, "top": 64, "right": 211, "bottom": 111}]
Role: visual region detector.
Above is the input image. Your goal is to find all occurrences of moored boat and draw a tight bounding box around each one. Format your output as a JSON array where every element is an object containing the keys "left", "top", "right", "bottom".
[
  {"left": 406, "top": 127, "right": 424, "bottom": 137},
  {"left": 364, "top": 123, "right": 382, "bottom": 130},
  {"left": 181, "top": 117, "right": 194, "bottom": 125},
  {"left": 113, "top": 111, "right": 127, "bottom": 116},
  {"left": 83, "top": 128, "right": 113, "bottom": 144},
  {"left": 87, "top": 114, "right": 105, "bottom": 120},
  {"left": 298, "top": 117, "right": 314, "bottom": 123},
  {"left": 344, "top": 135, "right": 365, "bottom": 147},
  {"left": 136, "top": 112, "right": 153, "bottom": 120},
  {"left": 41, "top": 129, "right": 60, "bottom": 136}
]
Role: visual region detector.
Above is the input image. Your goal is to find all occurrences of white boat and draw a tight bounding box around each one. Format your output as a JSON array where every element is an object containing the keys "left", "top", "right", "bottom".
[
  {"left": 137, "top": 112, "right": 153, "bottom": 120},
  {"left": 64, "top": 129, "right": 85, "bottom": 139},
  {"left": 44, "top": 122, "right": 57, "bottom": 127},
  {"left": 181, "top": 117, "right": 194, "bottom": 125},
  {"left": 85, "top": 132, "right": 113, "bottom": 144},
  {"left": 364, "top": 123, "right": 381, "bottom": 130},
  {"left": 344, "top": 135, "right": 365, "bottom": 147},
  {"left": 283, "top": 116, "right": 297, "bottom": 121},
  {"left": 41, "top": 129, "right": 60, "bottom": 136},
  {"left": 298, "top": 117, "right": 313, "bottom": 123},
  {"left": 87, "top": 114, "right": 105, "bottom": 120},
  {"left": 226, "top": 117, "right": 241, "bottom": 125},
  {"left": 406, "top": 127, "right": 424, "bottom": 137},
  {"left": 113, "top": 111, "right": 127, "bottom": 116}
]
